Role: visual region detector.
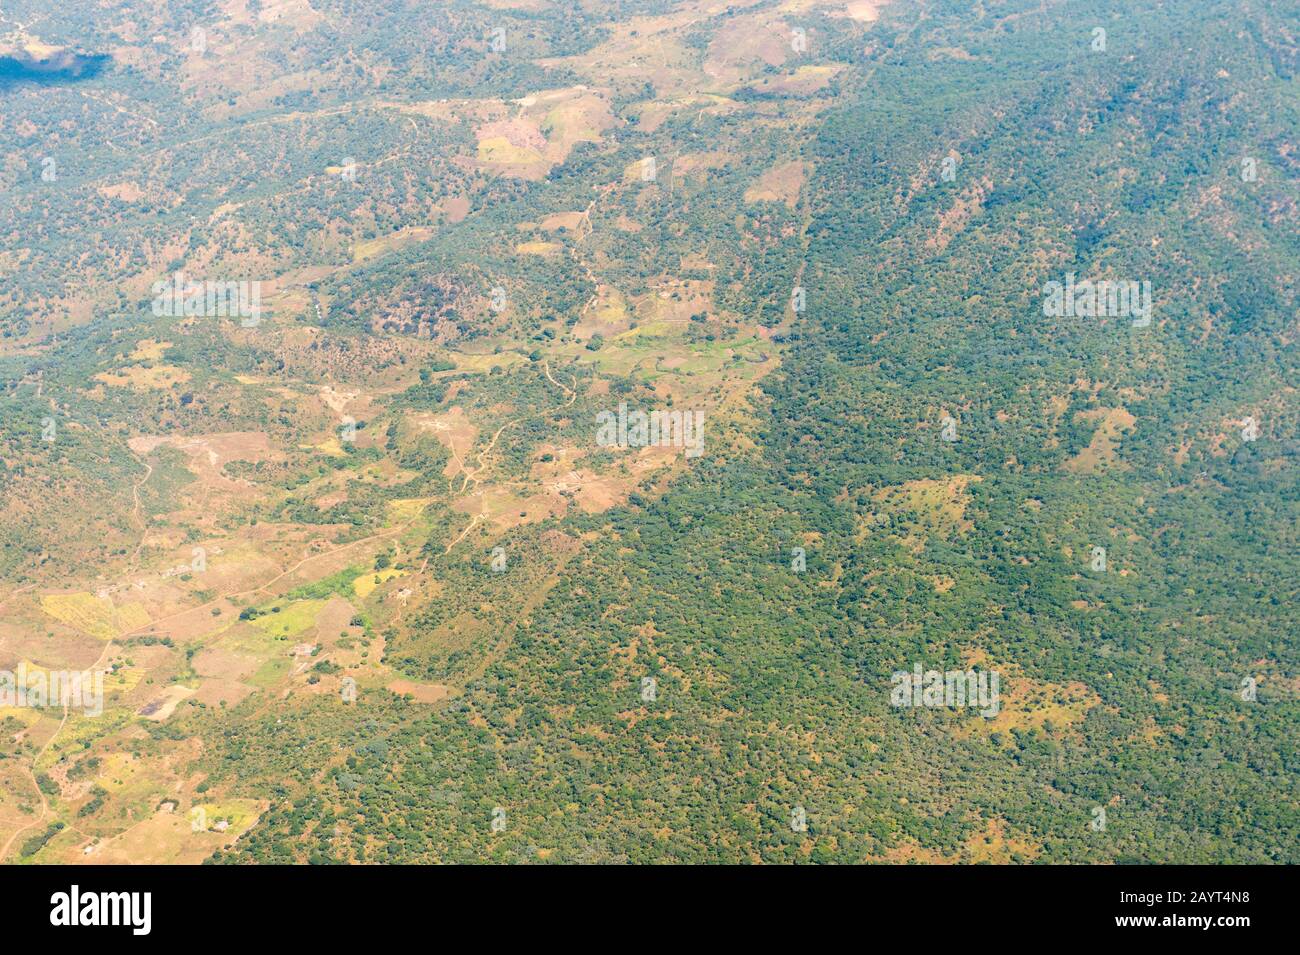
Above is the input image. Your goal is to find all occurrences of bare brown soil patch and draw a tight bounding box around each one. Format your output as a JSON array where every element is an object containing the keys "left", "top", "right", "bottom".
[
  {"left": 192, "top": 678, "right": 255, "bottom": 708},
  {"left": 128, "top": 432, "right": 282, "bottom": 501},
  {"left": 477, "top": 88, "right": 614, "bottom": 180},
  {"left": 1062, "top": 408, "right": 1136, "bottom": 474},
  {"left": 965, "top": 817, "right": 1041, "bottom": 863},
  {"left": 704, "top": 16, "right": 790, "bottom": 86},
  {"left": 137, "top": 685, "right": 196, "bottom": 721},
  {"left": 387, "top": 679, "right": 450, "bottom": 703},
  {"left": 411, "top": 407, "right": 478, "bottom": 481},
  {"left": 745, "top": 160, "right": 808, "bottom": 208},
  {"left": 537, "top": 211, "right": 586, "bottom": 232},
  {"left": 193, "top": 647, "right": 258, "bottom": 681},
  {"left": 97, "top": 182, "right": 146, "bottom": 202}
]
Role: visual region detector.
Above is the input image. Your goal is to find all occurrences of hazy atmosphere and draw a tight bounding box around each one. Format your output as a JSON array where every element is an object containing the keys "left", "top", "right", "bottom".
[{"left": 0, "top": 0, "right": 1295, "bottom": 879}]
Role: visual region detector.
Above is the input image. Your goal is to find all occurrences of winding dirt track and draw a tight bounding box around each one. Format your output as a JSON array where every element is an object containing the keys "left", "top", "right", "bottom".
[
  {"left": 0, "top": 362, "right": 581, "bottom": 859},
  {"left": 443, "top": 361, "right": 578, "bottom": 554}
]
